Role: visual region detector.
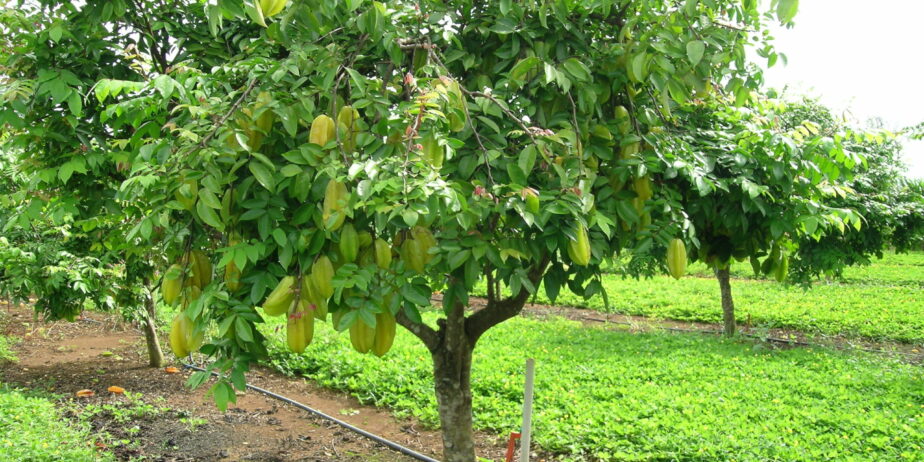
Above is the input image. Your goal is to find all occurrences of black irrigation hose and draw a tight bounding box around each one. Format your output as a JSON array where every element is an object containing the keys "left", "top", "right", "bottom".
[{"left": 181, "top": 363, "right": 440, "bottom": 462}]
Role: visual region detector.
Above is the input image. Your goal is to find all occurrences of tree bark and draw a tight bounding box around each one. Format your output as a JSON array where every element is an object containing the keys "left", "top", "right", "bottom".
[
  {"left": 141, "top": 282, "right": 165, "bottom": 367},
  {"left": 716, "top": 267, "right": 736, "bottom": 337},
  {"left": 431, "top": 303, "right": 476, "bottom": 462}
]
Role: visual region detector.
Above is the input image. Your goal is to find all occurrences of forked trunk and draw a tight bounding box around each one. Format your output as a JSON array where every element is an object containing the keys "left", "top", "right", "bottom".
[
  {"left": 142, "top": 282, "right": 165, "bottom": 367},
  {"left": 716, "top": 267, "right": 736, "bottom": 336}
]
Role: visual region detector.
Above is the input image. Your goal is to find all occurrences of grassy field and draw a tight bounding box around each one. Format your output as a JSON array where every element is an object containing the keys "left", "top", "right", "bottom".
[
  {"left": 510, "top": 251, "right": 924, "bottom": 343},
  {"left": 262, "top": 314, "right": 924, "bottom": 461}
]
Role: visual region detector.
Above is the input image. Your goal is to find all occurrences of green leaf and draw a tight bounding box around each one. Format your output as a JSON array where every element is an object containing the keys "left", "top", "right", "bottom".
[
  {"left": 401, "top": 284, "right": 431, "bottom": 307},
  {"left": 777, "top": 0, "right": 799, "bottom": 23},
  {"left": 196, "top": 200, "right": 225, "bottom": 231},
  {"left": 198, "top": 188, "right": 222, "bottom": 209},
  {"left": 509, "top": 57, "right": 541, "bottom": 84},
  {"left": 234, "top": 317, "right": 254, "bottom": 342},
  {"left": 630, "top": 52, "right": 648, "bottom": 82},
  {"left": 507, "top": 163, "right": 528, "bottom": 186},
  {"left": 686, "top": 41, "right": 706, "bottom": 66},
  {"left": 562, "top": 58, "right": 592, "bottom": 82},
  {"left": 248, "top": 161, "right": 276, "bottom": 192},
  {"left": 280, "top": 164, "right": 302, "bottom": 177}
]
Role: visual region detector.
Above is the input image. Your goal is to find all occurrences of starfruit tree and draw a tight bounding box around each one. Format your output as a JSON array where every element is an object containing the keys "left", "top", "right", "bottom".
[
  {"left": 0, "top": 0, "right": 189, "bottom": 366},
  {"left": 650, "top": 95, "right": 865, "bottom": 337},
  {"left": 4, "top": 0, "right": 809, "bottom": 460}
]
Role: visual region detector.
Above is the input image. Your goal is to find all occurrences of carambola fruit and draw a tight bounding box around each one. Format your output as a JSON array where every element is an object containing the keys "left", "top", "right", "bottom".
[
  {"left": 567, "top": 224, "right": 591, "bottom": 266},
  {"left": 263, "top": 276, "right": 296, "bottom": 316},
  {"left": 339, "top": 224, "right": 359, "bottom": 263},
  {"left": 187, "top": 250, "right": 213, "bottom": 289},
  {"left": 322, "top": 180, "right": 348, "bottom": 231},
  {"left": 225, "top": 261, "right": 242, "bottom": 292},
  {"left": 372, "top": 309, "right": 396, "bottom": 357},
  {"left": 310, "top": 256, "right": 334, "bottom": 299},
  {"left": 349, "top": 316, "right": 375, "bottom": 354},
  {"left": 309, "top": 114, "right": 336, "bottom": 147},
  {"left": 169, "top": 313, "right": 203, "bottom": 358},
  {"left": 667, "top": 238, "right": 687, "bottom": 280},
  {"left": 286, "top": 304, "right": 314, "bottom": 353},
  {"left": 162, "top": 264, "right": 185, "bottom": 306},
  {"left": 374, "top": 238, "right": 392, "bottom": 269}
]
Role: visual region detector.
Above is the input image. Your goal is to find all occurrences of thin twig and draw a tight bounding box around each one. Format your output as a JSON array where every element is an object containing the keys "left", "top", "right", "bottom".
[
  {"left": 198, "top": 78, "right": 258, "bottom": 149},
  {"left": 330, "top": 35, "right": 369, "bottom": 165},
  {"left": 465, "top": 89, "right": 554, "bottom": 163},
  {"left": 566, "top": 92, "right": 586, "bottom": 177}
]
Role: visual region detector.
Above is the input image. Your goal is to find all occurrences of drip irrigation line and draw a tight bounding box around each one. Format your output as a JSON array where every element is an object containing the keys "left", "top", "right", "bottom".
[{"left": 181, "top": 363, "right": 440, "bottom": 462}]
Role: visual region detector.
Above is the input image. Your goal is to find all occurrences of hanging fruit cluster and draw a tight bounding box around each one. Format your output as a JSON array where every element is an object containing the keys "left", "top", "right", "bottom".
[
  {"left": 163, "top": 250, "right": 212, "bottom": 358},
  {"left": 167, "top": 93, "right": 450, "bottom": 360},
  {"left": 754, "top": 243, "right": 789, "bottom": 282}
]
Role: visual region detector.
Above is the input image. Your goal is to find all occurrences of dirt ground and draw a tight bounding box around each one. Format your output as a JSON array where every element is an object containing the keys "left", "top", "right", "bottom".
[{"left": 0, "top": 306, "right": 512, "bottom": 462}]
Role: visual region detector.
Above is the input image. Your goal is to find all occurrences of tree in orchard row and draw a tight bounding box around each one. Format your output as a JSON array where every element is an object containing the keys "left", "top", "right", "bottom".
[
  {"left": 0, "top": 0, "right": 219, "bottom": 367},
  {"left": 652, "top": 96, "right": 864, "bottom": 337},
  {"left": 2, "top": 1, "right": 846, "bottom": 461},
  {"left": 779, "top": 99, "right": 924, "bottom": 280},
  {"left": 661, "top": 95, "right": 924, "bottom": 338}
]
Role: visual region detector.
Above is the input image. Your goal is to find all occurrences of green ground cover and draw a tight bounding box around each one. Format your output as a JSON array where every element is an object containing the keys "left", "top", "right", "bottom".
[
  {"left": 504, "top": 251, "right": 924, "bottom": 343},
  {"left": 0, "top": 386, "right": 110, "bottom": 461},
  {"left": 262, "top": 314, "right": 924, "bottom": 461}
]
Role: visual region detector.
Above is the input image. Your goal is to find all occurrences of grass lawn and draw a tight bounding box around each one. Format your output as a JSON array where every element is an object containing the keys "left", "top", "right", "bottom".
[
  {"left": 512, "top": 251, "right": 924, "bottom": 343},
  {"left": 262, "top": 314, "right": 924, "bottom": 461}
]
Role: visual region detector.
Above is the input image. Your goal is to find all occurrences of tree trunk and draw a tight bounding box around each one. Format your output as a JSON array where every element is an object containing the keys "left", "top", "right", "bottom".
[
  {"left": 716, "top": 267, "right": 736, "bottom": 337},
  {"left": 395, "top": 259, "right": 550, "bottom": 462},
  {"left": 432, "top": 338, "right": 476, "bottom": 462},
  {"left": 431, "top": 302, "right": 476, "bottom": 462},
  {"left": 141, "top": 282, "right": 165, "bottom": 367}
]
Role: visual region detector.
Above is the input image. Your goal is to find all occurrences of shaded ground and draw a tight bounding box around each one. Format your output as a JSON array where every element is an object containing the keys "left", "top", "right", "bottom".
[{"left": 0, "top": 306, "right": 510, "bottom": 462}]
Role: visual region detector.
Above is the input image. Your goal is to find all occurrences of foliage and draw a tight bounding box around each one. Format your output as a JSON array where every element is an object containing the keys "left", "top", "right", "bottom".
[
  {"left": 0, "top": 384, "right": 113, "bottom": 462},
  {"left": 0, "top": 150, "right": 124, "bottom": 320},
  {"left": 264, "top": 314, "right": 924, "bottom": 461},
  {"left": 0, "top": 333, "right": 17, "bottom": 363},
  {"left": 776, "top": 98, "right": 924, "bottom": 280},
  {"left": 652, "top": 96, "right": 861, "bottom": 281}
]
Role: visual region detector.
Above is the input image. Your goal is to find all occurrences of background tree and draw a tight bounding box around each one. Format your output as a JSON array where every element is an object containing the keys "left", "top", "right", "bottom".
[
  {"left": 650, "top": 96, "right": 862, "bottom": 336},
  {"left": 0, "top": 0, "right": 178, "bottom": 366},
  {"left": 775, "top": 98, "right": 924, "bottom": 281}
]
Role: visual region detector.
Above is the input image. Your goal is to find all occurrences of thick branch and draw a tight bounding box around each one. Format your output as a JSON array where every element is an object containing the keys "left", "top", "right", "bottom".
[
  {"left": 465, "top": 257, "right": 549, "bottom": 344},
  {"left": 396, "top": 309, "right": 440, "bottom": 352}
]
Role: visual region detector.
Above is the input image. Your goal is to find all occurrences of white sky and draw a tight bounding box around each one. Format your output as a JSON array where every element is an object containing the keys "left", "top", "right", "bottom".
[{"left": 760, "top": 0, "right": 924, "bottom": 179}]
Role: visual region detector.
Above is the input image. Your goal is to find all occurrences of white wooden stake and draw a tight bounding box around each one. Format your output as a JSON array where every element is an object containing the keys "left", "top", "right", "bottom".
[{"left": 519, "top": 358, "right": 536, "bottom": 462}]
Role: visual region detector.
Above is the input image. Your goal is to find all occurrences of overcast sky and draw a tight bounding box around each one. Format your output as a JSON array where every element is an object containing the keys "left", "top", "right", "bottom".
[{"left": 760, "top": 0, "right": 924, "bottom": 178}]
